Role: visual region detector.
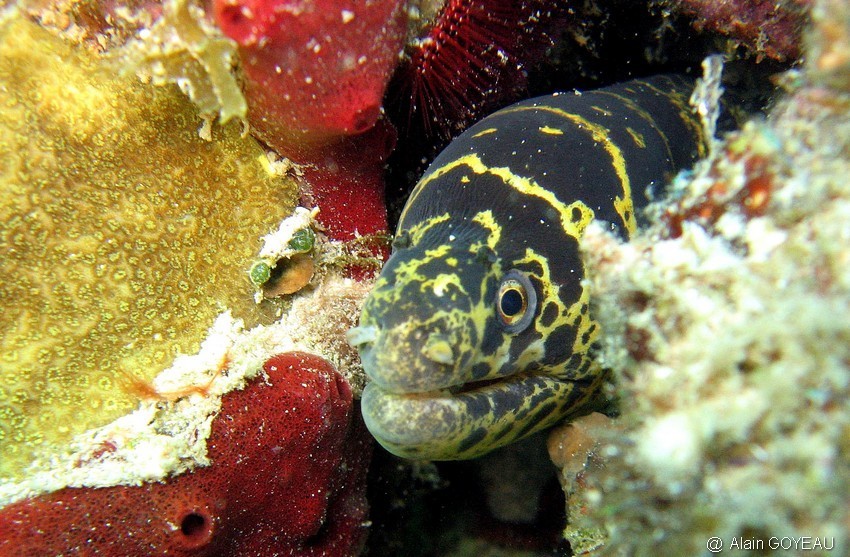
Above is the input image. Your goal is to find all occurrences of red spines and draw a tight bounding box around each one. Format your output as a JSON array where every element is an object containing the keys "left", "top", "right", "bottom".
[{"left": 387, "top": 0, "right": 570, "bottom": 144}]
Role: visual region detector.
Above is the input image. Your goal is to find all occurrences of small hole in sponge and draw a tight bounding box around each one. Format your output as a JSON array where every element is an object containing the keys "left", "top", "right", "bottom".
[
  {"left": 350, "top": 104, "right": 380, "bottom": 134},
  {"left": 220, "top": 5, "right": 244, "bottom": 25},
  {"left": 181, "top": 513, "right": 206, "bottom": 536},
  {"left": 216, "top": 5, "right": 254, "bottom": 44},
  {"left": 178, "top": 511, "right": 214, "bottom": 548}
]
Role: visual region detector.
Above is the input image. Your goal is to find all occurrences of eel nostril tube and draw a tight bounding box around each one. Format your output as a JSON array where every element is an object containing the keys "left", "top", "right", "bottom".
[{"left": 346, "top": 325, "right": 378, "bottom": 347}]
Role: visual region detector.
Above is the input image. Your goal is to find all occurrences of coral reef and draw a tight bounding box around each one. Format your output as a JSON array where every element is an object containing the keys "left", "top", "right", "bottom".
[
  {"left": 122, "top": 0, "right": 248, "bottom": 125},
  {"left": 0, "top": 352, "right": 372, "bottom": 556},
  {"left": 31, "top": 0, "right": 248, "bottom": 126},
  {"left": 1, "top": 1, "right": 389, "bottom": 553},
  {"left": 668, "top": 0, "right": 810, "bottom": 62},
  {"left": 0, "top": 207, "right": 376, "bottom": 506},
  {"left": 0, "top": 14, "right": 297, "bottom": 484},
  {"left": 24, "top": 0, "right": 164, "bottom": 51},
  {"left": 12, "top": 0, "right": 839, "bottom": 553},
  {"left": 296, "top": 121, "right": 397, "bottom": 247},
  {"left": 566, "top": 1, "right": 850, "bottom": 553},
  {"left": 546, "top": 413, "right": 612, "bottom": 555}
]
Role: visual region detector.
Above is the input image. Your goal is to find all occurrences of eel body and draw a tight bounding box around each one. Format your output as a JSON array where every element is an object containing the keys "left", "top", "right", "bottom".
[{"left": 349, "top": 75, "right": 706, "bottom": 460}]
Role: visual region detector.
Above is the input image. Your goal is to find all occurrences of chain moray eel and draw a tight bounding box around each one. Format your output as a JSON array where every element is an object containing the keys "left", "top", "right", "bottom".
[{"left": 348, "top": 75, "right": 707, "bottom": 460}]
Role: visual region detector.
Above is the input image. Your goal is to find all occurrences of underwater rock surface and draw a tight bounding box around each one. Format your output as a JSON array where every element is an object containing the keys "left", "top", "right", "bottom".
[{"left": 671, "top": 0, "right": 809, "bottom": 61}]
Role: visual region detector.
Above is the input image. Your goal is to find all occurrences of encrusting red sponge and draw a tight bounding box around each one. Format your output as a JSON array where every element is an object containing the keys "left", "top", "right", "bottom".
[
  {"left": 212, "top": 0, "right": 407, "bottom": 250},
  {"left": 0, "top": 352, "right": 372, "bottom": 556},
  {"left": 213, "top": 0, "right": 407, "bottom": 154}
]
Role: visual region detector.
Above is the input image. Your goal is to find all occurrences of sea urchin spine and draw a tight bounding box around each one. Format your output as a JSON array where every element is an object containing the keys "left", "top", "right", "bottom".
[{"left": 388, "top": 0, "right": 570, "bottom": 143}]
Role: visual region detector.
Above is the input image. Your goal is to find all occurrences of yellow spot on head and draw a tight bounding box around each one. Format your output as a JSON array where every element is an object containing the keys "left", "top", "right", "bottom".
[
  {"left": 538, "top": 125, "right": 564, "bottom": 136},
  {"left": 472, "top": 127, "right": 498, "bottom": 138},
  {"left": 471, "top": 210, "right": 502, "bottom": 249},
  {"left": 431, "top": 273, "right": 463, "bottom": 297},
  {"left": 626, "top": 127, "right": 646, "bottom": 148},
  {"left": 422, "top": 336, "right": 454, "bottom": 365}
]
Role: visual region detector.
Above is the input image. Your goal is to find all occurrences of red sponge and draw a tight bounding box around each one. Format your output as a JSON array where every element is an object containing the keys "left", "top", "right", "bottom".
[
  {"left": 0, "top": 352, "right": 372, "bottom": 556},
  {"left": 213, "top": 0, "right": 407, "bottom": 154}
]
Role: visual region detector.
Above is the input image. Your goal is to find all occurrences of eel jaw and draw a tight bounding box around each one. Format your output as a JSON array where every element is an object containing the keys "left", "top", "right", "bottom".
[
  {"left": 350, "top": 321, "right": 600, "bottom": 460},
  {"left": 360, "top": 371, "right": 599, "bottom": 461}
]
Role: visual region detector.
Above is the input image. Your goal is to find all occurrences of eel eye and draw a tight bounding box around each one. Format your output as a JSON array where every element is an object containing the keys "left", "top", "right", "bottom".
[{"left": 496, "top": 269, "right": 537, "bottom": 333}]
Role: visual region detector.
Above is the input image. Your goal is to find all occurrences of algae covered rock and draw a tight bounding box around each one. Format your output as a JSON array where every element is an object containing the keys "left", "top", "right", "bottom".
[{"left": 0, "top": 14, "right": 297, "bottom": 484}]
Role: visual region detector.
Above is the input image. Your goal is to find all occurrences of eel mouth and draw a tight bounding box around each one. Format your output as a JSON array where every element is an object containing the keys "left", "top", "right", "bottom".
[
  {"left": 350, "top": 323, "right": 601, "bottom": 460},
  {"left": 360, "top": 371, "right": 597, "bottom": 461},
  {"left": 448, "top": 376, "right": 502, "bottom": 394}
]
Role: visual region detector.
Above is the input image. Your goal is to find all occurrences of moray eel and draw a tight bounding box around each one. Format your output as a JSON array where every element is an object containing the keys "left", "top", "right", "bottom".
[{"left": 348, "top": 75, "right": 707, "bottom": 460}]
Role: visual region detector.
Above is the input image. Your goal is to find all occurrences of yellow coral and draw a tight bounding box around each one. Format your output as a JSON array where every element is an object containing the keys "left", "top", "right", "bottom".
[
  {"left": 121, "top": 0, "right": 248, "bottom": 125},
  {"left": 0, "top": 15, "right": 297, "bottom": 482}
]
